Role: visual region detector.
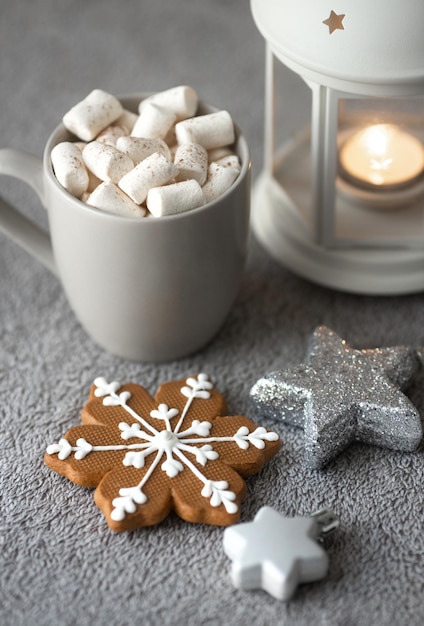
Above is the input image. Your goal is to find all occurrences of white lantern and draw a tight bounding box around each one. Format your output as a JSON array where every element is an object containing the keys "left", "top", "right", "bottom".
[{"left": 250, "top": 0, "right": 424, "bottom": 294}]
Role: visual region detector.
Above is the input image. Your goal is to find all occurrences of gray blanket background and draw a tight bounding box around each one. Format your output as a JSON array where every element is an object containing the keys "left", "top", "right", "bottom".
[{"left": 1, "top": 2, "right": 424, "bottom": 625}]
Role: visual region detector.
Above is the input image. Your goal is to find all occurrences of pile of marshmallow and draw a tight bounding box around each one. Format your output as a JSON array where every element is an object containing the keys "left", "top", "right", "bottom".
[{"left": 51, "top": 87, "right": 241, "bottom": 218}]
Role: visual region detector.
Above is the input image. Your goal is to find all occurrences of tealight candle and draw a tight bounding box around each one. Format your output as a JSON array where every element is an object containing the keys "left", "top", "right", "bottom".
[{"left": 339, "top": 124, "right": 424, "bottom": 189}]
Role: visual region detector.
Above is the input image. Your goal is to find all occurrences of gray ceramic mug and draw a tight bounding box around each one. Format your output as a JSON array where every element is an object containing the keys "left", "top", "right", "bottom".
[{"left": 0, "top": 94, "right": 251, "bottom": 361}]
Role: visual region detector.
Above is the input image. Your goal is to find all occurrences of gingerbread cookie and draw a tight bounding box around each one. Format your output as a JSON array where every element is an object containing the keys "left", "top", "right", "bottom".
[{"left": 45, "top": 374, "right": 281, "bottom": 532}]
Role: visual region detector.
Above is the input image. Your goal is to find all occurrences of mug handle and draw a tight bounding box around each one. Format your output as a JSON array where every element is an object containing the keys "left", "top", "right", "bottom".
[{"left": 0, "top": 148, "right": 57, "bottom": 275}]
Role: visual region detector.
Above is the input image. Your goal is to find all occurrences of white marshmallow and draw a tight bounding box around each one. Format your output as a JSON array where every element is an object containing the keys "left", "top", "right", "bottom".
[
  {"left": 175, "top": 110, "right": 235, "bottom": 150},
  {"left": 54, "top": 87, "right": 241, "bottom": 218},
  {"left": 208, "top": 146, "right": 233, "bottom": 162},
  {"left": 174, "top": 142, "right": 208, "bottom": 185},
  {"left": 168, "top": 143, "right": 179, "bottom": 161},
  {"left": 96, "top": 125, "right": 128, "bottom": 146},
  {"left": 63, "top": 89, "right": 123, "bottom": 142},
  {"left": 116, "top": 136, "right": 171, "bottom": 164},
  {"left": 139, "top": 86, "right": 198, "bottom": 121},
  {"left": 71, "top": 139, "right": 100, "bottom": 192},
  {"left": 87, "top": 169, "right": 102, "bottom": 193},
  {"left": 74, "top": 141, "right": 87, "bottom": 152},
  {"left": 202, "top": 162, "right": 239, "bottom": 203},
  {"left": 86, "top": 181, "right": 147, "bottom": 218},
  {"left": 216, "top": 154, "right": 241, "bottom": 172},
  {"left": 164, "top": 125, "right": 177, "bottom": 149},
  {"left": 131, "top": 102, "right": 176, "bottom": 140},
  {"left": 115, "top": 109, "right": 139, "bottom": 134},
  {"left": 118, "top": 152, "right": 179, "bottom": 205},
  {"left": 82, "top": 141, "right": 134, "bottom": 184},
  {"left": 51, "top": 141, "right": 89, "bottom": 198},
  {"left": 147, "top": 179, "right": 204, "bottom": 217}
]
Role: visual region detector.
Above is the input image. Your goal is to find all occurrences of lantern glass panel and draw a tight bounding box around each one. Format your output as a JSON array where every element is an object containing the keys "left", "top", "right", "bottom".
[
  {"left": 335, "top": 96, "right": 424, "bottom": 247},
  {"left": 270, "top": 59, "right": 313, "bottom": 234}
]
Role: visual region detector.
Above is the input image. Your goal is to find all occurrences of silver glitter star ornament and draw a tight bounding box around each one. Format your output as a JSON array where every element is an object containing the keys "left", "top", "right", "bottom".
[
  {"left": 250, "top": 326, "right": 422, "bottom": 468},
  {"left": 223, "top": 506, "right": 339, "bottom": 601}
]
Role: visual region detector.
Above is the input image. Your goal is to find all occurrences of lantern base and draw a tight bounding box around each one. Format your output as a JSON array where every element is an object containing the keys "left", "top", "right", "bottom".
[{"left": 252, "top": 172, "right": 424, "bottom": 295}]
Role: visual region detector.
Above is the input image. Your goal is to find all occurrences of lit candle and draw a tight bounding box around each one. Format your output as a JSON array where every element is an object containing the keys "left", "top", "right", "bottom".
[{"left": 339, "top": 124, "right": 424, "bottom": 189}]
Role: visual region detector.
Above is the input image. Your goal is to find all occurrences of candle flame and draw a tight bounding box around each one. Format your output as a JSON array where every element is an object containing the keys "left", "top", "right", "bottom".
[
  {"left": 340, "top": 123, "right": 424, "bottom": 189},
  {"left": 362, "top": 125, "right": 396, "bottom": 183}
]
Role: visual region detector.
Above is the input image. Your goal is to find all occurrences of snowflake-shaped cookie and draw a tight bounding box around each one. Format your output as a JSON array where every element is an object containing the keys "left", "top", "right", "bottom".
[{"left": 45, "top": 374, "right": 281, "bottom": 531}]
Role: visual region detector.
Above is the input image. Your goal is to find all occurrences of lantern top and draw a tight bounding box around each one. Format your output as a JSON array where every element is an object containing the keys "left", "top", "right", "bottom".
[{"left": 251, "top": 0, "right": 424, "bottom": 94}]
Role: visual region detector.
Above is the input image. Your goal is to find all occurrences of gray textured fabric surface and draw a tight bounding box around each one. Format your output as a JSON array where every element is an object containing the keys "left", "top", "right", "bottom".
[{"left": 1, "top": 2, "right": 424, "bottom": 625}]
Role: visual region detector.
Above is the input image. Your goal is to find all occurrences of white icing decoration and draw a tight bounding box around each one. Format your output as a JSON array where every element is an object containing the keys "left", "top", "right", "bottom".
[
  {"left": 103, "top": 390, "right": 131, "bottom": 407},
  {"left": 201, "top": 480, "right": 238, "bottom": 514},
  {"left": 176, "top": 443, "right": 219, "bottom": 466},
  {"left": 181, "top": 373, "right": 213, "bottom": 400},
  {"left": 234, "top": 426, "right": 279, "bottom": 450},
  {"left": 74, "top": 438, "right": 93, "bottom": 459},
  {"left": 93, "top": 377, "right": 121, "bottom": 397},
  {"left": 123, "top": 447, "right": 156, "bottom": 469},
  {"left": 46, "top": 438, "right": 72, "bottom": 460},
  {"left": 161, "top": 457, "right": 184, "bottom": 478},
  {"left": 119, "top": 422, "right": 149, "bottom": 440},
  {"left": 150, "top": 404, "right": 179, "bottom": 421},
  {"left": 46, "top": 374, "right": 279, "bottom": 522},
  {"left": 177, "top": 420, "right": 212, "bottom": 438},
  {"left": 174, "top": 372, "right": 213, "bottom": 433},
  {"left": 111, "top": 487, "right": 146, "bottom": 521}
]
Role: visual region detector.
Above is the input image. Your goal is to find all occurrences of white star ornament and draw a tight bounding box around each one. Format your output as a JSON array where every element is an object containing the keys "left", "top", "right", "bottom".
[{"left": 223, "top": 506, "right": 331, "bottom": 601}]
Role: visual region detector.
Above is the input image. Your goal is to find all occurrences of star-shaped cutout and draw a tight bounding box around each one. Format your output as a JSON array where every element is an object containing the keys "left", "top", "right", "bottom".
[
  {"left": 223, "top": 507, "right": 329, "bottom": 601},
  {"left": 250, "top": 327, "right": 422, "bottom": 468},
  {"left": 323, "top": 10, "right": 345, "bottom": 34}
]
